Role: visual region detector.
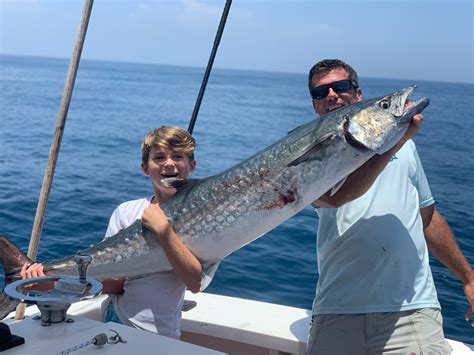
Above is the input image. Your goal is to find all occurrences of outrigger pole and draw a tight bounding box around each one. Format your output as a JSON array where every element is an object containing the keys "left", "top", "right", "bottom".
[
  {"left": 187, "top": 0, "right": 232, "bottom": 134},
  {"left": 15, "top": 0, "right": 94, "bottom": 320}
]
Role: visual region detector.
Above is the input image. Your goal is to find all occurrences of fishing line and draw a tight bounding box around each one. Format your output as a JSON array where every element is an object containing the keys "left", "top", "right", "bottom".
[{"left": 188, "top": 0, "right": 232, "bottom": 134}]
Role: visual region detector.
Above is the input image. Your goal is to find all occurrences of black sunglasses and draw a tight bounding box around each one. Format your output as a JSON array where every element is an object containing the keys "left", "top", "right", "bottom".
[{"left": 310, "top": 79, "right": 358, "bottom": 100}]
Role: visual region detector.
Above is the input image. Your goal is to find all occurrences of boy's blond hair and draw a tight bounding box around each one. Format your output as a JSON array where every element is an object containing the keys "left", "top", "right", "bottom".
[{"left": 141, "top": 126, "right": 196, "bottom": 165}]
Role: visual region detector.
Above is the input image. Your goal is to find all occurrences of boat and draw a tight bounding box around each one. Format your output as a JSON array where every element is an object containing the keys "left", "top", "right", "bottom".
[{"left": 3, "top": 292, "right": 473, "bottom": 354}]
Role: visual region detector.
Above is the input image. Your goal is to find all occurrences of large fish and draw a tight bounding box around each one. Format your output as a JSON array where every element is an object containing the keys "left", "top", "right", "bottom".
[{"left": 1, "top": 86, "right": 429, "bottom": 319}]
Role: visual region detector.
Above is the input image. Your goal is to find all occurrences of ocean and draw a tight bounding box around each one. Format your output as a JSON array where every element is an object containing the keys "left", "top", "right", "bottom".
[{"left": 0, "top": 54, "right": 472, "bottom": 344}]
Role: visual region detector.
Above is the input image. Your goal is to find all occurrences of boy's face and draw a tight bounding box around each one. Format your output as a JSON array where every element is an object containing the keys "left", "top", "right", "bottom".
[{"left": 142, "top": 146, "right": 196, "bottom": 192}]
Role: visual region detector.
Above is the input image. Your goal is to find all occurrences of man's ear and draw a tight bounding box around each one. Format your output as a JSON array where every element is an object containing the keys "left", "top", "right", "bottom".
[
  {"left": 141, "top": 161, "right": 149, "bottom": 176},
  {"left": 356, "top": 87, "right": 363, "bottom": 101},
  {"left": 190, "top": 160, "right": 197, "bottom": 172}
]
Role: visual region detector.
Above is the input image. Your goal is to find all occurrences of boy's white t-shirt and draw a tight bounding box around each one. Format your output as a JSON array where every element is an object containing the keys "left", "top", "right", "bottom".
[{"left": 104, "top": 196, "right": 185, "bottom": 339}]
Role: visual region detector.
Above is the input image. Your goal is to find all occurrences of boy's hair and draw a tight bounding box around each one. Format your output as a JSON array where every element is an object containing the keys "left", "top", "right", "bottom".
[
  {"left": 308, "top": 59, "right": 359, "bottom": 89},
  {"left": 141, "top": 126, "right": 196, "bottom": 164}
]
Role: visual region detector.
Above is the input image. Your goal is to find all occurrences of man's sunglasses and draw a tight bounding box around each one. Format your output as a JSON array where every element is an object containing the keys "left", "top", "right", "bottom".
[{"left": 310, "top": 79, "right": 358, "bottom": 100}]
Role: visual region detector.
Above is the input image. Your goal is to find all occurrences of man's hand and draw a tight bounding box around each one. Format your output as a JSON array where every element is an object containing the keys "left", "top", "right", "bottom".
[
  {"left": 395, "top": 113, "right": 424, "bottom": 151},
  {"left": 463, "top": 278, "right": 474, "bottom": 327}
]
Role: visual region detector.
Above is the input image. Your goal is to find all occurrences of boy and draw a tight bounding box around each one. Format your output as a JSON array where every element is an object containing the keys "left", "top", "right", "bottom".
[{"left": 22, "top": 126, "right": 203, "bottom": 339}]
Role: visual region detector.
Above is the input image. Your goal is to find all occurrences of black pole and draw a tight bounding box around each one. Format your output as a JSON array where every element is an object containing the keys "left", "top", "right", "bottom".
[{"left": 188, "top": 0, "right": 232, "bottom": 134}]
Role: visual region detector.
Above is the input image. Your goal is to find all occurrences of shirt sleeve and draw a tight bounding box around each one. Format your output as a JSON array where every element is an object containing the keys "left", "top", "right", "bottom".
[
  {"left": 411, "top": 142, "right": 434, "bottom": 208},
  {"left": 104, "top": 207, "right": 123, "bottom": 240}
]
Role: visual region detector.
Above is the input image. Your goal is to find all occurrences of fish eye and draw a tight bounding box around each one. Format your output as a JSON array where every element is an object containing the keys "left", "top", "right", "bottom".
[{"left": 379, "top": 100, "right": 390, "bottom": 110}]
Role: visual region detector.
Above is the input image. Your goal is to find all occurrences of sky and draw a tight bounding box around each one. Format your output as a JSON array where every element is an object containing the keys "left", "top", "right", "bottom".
[{"left": 0, "top": 0, "right": 473, "bottom": 84}]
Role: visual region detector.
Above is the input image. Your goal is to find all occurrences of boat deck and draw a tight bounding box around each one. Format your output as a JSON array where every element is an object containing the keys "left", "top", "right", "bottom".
[{"left": 3, "top": 292, "right": 473, "bottom": 354}]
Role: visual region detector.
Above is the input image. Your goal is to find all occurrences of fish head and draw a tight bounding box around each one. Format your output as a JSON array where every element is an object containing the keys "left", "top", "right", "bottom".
[{"left": 345, "top": 86, "right": 429, "bottom": 153}]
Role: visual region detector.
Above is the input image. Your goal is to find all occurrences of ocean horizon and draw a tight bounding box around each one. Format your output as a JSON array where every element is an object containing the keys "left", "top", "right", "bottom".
[{"left": 3, "top": 53, "right": 473, "bottom": 85}]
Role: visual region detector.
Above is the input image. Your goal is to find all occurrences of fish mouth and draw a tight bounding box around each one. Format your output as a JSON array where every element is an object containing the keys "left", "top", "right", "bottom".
[
  {"left": 400, "top": 97, "right": 430, "bottom": 122},
  {"left": 393, "top": 85, "right": 430, "bottom": 123}
]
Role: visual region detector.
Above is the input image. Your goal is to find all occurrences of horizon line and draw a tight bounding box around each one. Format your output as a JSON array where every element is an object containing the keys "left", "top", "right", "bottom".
[{"left": 1, "top": 52, "right": 473, "bottom": 86}]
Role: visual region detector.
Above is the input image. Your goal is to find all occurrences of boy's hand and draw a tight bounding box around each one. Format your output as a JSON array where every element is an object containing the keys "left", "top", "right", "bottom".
[
  {"left": 142, "top": 203, "right": 172, "bottom": 238},
  {"left": 21, "top": 263, "right": 45, "bottom": 279},
  {"left": 20, "top": 263, "right": 54, "bottom": 291}
]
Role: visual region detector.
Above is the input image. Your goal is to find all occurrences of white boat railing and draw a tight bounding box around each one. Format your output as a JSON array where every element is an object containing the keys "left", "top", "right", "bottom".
[{"left": 5, "top": 292, "right": 474, "bottom": 355}]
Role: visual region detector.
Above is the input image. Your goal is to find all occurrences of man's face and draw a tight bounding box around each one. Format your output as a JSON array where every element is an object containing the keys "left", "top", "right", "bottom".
[
  {"left": 142, "top": 146, "right": 196, "bottom": 193},
  {"left": 310, "top": 68, "right": 362, "bottom": 116}
]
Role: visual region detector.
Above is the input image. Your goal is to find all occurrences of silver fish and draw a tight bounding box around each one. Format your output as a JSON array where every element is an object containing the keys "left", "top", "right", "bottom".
[{"left": 0, "top": 86, "right": 429, "bottom": 318}]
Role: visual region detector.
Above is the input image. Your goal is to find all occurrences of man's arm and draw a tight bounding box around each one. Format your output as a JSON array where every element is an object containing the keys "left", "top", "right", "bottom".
[
  {"left": 315, "top": 115, "right": 423, "bottom": 208},
  {"left": 142, "top": 203, "right": 202, "bottom": 293},
  {"left": 315, "top": 147, "right": 400, "bottom": 208},
  {"left": 421, "top": 205, "right": 474, "bottom": 326}
]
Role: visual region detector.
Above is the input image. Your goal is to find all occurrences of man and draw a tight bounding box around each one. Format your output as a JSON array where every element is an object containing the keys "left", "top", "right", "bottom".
[{"left": 306, "top": 59, "right": 474, "bottom": 354}]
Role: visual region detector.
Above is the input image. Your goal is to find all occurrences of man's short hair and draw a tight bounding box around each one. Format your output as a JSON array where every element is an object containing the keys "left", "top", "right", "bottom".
[
  {"left": 308, "top": 59, "right": 359, "bottom": 89},
  {"left": 141, "top": 126, "right": 196, "bottom": 165}
]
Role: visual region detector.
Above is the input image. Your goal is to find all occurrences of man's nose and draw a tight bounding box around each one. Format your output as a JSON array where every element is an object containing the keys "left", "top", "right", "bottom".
[{"left": 326, "top": 87, "right": 338, "bottom": 98}]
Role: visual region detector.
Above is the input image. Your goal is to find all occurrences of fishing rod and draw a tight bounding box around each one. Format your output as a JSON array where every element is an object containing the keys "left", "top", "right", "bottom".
[
  {"left": 187, "top": 0, "right": 232, "bottom": 134},
  {"left": 15, "top": 0, "right": 94, "bottom": 320}
]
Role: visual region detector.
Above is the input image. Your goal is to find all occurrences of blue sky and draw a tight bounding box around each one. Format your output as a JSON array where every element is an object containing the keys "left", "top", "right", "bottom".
[{"left": 1, "top": 0, "right": 473, "bottom": 83}]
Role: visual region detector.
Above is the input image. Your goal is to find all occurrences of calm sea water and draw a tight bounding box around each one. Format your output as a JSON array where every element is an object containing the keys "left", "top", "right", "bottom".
[{"left": 0, "top": 54, "right": 472, "bottom": 344}]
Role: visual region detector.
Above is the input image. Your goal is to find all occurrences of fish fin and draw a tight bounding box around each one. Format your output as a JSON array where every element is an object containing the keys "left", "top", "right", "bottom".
[
  {"left": 200, "top": 261, "right": 221, "bottom": 291},
  {"left": 0, "top": 234, "right": 31, "bottom": 319},
  {"left": 0, "top": 234, "right": 32, "bottom": 283},
  {"left": 286, "top": 123, "right": 307, "bottom": 135},
  {"left": 0, "top": 292, "right": 19, "bottom": 320},
  {"left": 287, "top": 133, "right": 336, "bottom": 167},
  {"left": 286, "top": 118, "right": 319, "bottom": 136}
]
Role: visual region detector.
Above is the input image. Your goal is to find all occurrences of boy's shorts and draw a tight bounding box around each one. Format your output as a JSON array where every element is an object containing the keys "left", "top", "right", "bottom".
[{"left": 102, "top": 300, "right": 123, "bottom": 324}]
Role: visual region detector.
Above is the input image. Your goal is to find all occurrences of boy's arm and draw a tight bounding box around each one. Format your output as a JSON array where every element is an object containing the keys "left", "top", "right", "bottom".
[
  {"left": 21, "top": 262, "right": 127, "bottom": 294},
  {"left": 142, "top": 203, "right": 202, "bottom": 293}
]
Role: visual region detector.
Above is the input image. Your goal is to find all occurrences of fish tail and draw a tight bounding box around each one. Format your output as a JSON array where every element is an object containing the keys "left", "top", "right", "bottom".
[
  {"left": 0, "top": 234, "right": 32, "bottom": 319},
  {"left": 0, "top": 293, "right": 19, "bottom": 320}
]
